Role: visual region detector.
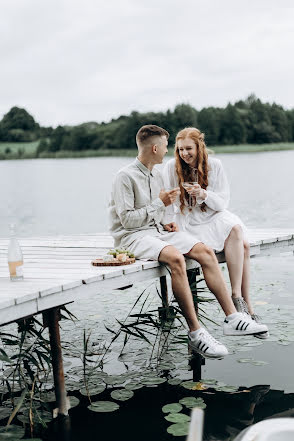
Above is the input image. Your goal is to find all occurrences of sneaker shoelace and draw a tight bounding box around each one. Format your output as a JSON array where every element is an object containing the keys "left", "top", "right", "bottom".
[
  {"left": 198, "top": 329, "right": 221, "bottom": 348},
  {"left": 234, "top": 297, "right": 250, "bottom": 315},
  {"left": 251, "top": 314, "right": 261, "bottom": 323}
]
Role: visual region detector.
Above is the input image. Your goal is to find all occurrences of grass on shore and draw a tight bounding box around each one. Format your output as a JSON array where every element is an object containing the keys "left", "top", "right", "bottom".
[
  {"left": 209, "top": 143, "right": 294, "bottom": 153},
  {"left": 0, "top": 140, "right": 39, "bottom": 155},
  {"left": 1, "top": 141, "right": 294, "bottom": 160}
]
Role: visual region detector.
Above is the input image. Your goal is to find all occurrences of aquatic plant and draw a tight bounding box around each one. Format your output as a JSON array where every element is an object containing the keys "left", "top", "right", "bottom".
[{"left": 0, "top": 306, "right": 74, "bottom": 437}]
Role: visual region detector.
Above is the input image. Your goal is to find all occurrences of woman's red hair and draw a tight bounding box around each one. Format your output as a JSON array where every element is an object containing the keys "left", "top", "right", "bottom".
[{"left": 174, "top": 127, "right": 209, "bottom": 213}]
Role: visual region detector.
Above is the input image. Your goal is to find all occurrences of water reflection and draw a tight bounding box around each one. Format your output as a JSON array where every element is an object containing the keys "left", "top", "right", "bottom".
[
  {"left": 43, "top": 353, "right": 294, "bottom": 441},
  {"left": 187, "top": 352, "right": 294, "bottom": 440}
]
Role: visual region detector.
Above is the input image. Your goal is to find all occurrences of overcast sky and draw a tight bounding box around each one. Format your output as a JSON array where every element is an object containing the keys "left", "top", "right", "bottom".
[{"left": 1, "top": 0, "right": 294, "bottom": 127}]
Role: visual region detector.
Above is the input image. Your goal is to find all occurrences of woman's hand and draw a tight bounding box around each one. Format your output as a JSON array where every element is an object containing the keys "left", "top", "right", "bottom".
[
  {"left": 186, "top": 184, "right": 205, "bottom": 199},
  {"left": 163, "top": 222, "right": 179, "bottom": 232}
]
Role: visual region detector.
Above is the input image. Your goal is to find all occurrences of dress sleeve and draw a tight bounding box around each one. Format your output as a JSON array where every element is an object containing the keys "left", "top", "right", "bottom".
[
  {"left": 161, "top": 160, "right": 177, "bottom": 224},
  {"left": 196, "top": 159, "right": 230, "bottom": 211},
  {"left": 113, "top": 172, "right": 165, "bottom": 228}
]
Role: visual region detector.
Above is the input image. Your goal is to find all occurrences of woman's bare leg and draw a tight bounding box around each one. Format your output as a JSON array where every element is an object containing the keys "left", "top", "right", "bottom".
[
  {"left": 186, "top": 243, "right": 235, "bottom": 316},
  {"left": 241, "top": 241, "right": 254, "bottom": 314},
  {"left": 224, "top": 225, "right": 244, "bottom": 298}
]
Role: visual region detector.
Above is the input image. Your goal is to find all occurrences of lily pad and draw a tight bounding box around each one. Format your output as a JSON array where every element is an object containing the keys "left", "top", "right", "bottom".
[
  {"left": 179, "top": 397, "right": 206, "bottom": 409},
  {"left": 141, "top": 377, "right": 166, "bottom": 386},
  {"left": 80, "top": 385, "right": 105, "bottom": 396},
  {"left": 88, "top": 401, "right": 119, "bottom": 413},
  {"left": 66, "top": 381, "right": 81, "bottom": 391},
  {"left": 216, "top": 385, "right": 238, "bottom": 392},
  {"left": 41, "top": 391, "right": 56, "bottom": 402},
  {"left": 158, "top": 362, "right": 176, "bottom": 370},
  {"left": 0, "top": 425, "right": 25, "bottom": 439},
  {"left": 238, "top": 358, "right": 254, "bottom": 363},
  {"left": 110, "top": 389, "right": 134, "bottom": 401},
  {"left": 165, "top": 413, "right": 190, "bottom": 423},
  {"left": 103, "top": 376, "right": 125, "bottom": 386},
  {"left": 167, "top": 378, "right": 182, "bottom": 386},
  {"left": 18, "top": 409, "right": 52, "bottom": 424},
  {"left": 167, "top": 422, "right": 190, "bottom": 437},
  {"left": 181, "top": 381, "right": 197, "bottom": 390},
  {"left": 200, "top": 379, "right": 217, "bottom": 385},
  {"left": 162, "top": 403, "right": 183, "bottom": 414},
  {"left": 251, "top": 360, "right": 268, "bottom": 366},
  {"left": 125, "top": 382, "right": 143, "bottom": 391}
]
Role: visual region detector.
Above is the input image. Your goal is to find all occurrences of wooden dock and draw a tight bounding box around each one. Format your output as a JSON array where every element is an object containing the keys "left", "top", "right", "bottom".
[
  {"left": 0, "top": 228, "right": 293, "bottom": 415},
  {"left": 0, "top": 228, "right": 293, "bottom": 327}
]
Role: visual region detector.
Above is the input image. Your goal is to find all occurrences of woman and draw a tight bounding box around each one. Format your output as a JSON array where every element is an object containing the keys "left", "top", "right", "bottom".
[{"left": 163, "top": 127, "right": 268, "bottom": 338}]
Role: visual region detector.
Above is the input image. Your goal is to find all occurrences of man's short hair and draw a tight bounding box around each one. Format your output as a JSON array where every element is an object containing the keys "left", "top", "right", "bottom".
[{"left": 136, "top": 125, "right": 169, "bottom": 147}]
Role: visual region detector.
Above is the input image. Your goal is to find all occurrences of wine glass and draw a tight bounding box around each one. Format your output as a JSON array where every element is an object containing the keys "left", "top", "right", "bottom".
[
  {"left": 182, "top": 169, "right": 198, "bottom": 208},
  {"left": 182, "top": 182, "right": 198, "bottom": 207}
]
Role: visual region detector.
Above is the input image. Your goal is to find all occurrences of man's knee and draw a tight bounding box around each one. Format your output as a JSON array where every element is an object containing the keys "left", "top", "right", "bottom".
[
  {"left": 159, "top": 246, "right": 186, "bottom": 270},
  {"left": 170, "top": 252, "right": 186, "bottom": 271}
]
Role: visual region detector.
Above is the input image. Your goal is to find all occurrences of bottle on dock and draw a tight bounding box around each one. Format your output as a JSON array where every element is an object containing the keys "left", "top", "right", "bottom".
[{"left": 8, "top": 224, "right": 24, "bottom": 281}]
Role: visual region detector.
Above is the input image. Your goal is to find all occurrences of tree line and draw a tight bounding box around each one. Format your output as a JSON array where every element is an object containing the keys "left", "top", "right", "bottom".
[{"left": 1, "top": 95, "right": 294, "bottom": 155}]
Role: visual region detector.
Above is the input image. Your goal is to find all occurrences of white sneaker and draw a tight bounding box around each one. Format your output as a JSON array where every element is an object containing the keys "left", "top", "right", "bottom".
[
  {"left": 223, "top": 312, "right": 268, "bottom": 336},
  {"left": 251, "top": 314, "right": 270, "bottom": 339},
  {"left": 232, "top": 297, "right": 269, "bottom": 339},
  {"left": 188, "top": 328, "right": 229, "bottom": 359}
]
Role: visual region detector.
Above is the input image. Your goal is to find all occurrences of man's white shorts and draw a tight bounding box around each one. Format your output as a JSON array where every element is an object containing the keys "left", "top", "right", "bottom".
[{"left": 123, "top": 231, "right": 201, "bottom": 261}]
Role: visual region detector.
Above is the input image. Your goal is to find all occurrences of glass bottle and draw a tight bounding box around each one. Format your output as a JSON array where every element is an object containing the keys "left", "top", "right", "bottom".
[{"left": 8, "top": 224, "right": 24, "bottom": 281}]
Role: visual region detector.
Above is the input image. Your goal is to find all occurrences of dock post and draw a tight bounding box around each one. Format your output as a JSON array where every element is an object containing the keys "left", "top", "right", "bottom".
[
  {"left": 158, "top": 275, "right": 176, "bottom": 322},
  {"left": 189, "top": 352, "right": 205, "bottom": 381},
  {"left": 160, "top": 275, "right": 169, "bottom": 308},
  {"left": 43, "top": 308, "right": 68, "bottom": 417},
  {"left": 187, "top": 267, "right": 200, "bottom": 314}
]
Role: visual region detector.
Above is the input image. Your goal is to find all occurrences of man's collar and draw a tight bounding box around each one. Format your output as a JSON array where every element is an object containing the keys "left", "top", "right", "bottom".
[{"left": 135, "top": 157, "right": 154, "bottom": 176}]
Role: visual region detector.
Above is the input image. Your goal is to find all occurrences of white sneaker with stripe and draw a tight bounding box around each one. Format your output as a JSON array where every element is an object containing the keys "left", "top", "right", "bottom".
[
  {"left": 232, "top": 297, "right": 269, "bottom": 339},
  {"left": 223, "top": 312, "right": 268, "bottom": 336},
  {"left": 188, "top": 328, "right": 229, "bottom": 359}
]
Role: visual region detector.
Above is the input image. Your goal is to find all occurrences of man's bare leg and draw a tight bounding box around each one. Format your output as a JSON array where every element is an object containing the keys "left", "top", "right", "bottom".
[
  {"left": 186, "top": 242, "right": 236, "bottom": 316},
  {"left": 158, "top": 245, "right": 201, "bottom": 332}
]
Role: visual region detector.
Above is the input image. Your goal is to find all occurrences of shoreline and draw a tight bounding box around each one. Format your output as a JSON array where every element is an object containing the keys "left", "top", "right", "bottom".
[{"left": 1, "top": 142, "right": 294, "bottom": 160}]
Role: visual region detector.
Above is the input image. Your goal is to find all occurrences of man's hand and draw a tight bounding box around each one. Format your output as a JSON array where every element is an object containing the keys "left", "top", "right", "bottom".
[
  {"left": 159, "top": 188, "right": 180, "bottom": 206},
  {"left": 163, "top": 222, "right": 179, "bottom": 232}
]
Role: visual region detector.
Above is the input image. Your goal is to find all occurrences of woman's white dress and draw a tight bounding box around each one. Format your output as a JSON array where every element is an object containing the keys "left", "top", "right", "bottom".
[{"left": 162, "top": 157, "right": 248, "bottom": 252}]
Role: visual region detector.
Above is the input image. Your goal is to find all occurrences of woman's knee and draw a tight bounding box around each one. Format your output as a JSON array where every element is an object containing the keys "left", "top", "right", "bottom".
[{"left": 229, "top": 225, "right": 243, "bottom": 241}]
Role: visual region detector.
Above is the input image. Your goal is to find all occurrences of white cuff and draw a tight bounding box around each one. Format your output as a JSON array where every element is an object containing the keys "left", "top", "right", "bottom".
[{"left": 196, "top": 189, "right": 208, "bottom": 204}]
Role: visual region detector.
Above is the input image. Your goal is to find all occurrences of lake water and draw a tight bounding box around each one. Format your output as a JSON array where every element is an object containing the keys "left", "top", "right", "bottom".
[
  {"left": 1, "top": 151, "right": 294, "bottom": 440},
  {"left": 1, "top": 150, "right": 294, "bottom": 237}
]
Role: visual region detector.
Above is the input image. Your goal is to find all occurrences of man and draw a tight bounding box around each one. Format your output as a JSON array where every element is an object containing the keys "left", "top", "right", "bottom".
[{"left": 109, "top": 125, "right": 268, "bottom": 359}]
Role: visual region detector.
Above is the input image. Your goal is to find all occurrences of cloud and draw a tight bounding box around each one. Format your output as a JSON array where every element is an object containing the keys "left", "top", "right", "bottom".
[{"left": 0, "top": 0, "right": 293, "bottom": 126}]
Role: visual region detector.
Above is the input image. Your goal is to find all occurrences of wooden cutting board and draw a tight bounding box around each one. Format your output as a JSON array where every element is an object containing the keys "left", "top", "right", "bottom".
[{"left": 91, "top": 257, "right": 136, "bottom": 266}]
